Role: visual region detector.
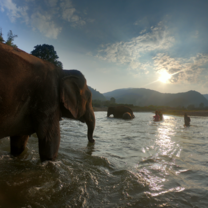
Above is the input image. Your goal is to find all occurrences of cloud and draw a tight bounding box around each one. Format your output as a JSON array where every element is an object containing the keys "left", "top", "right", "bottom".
[
  {"left": 202, "top": 79, "right": 208, "bottom": 90},
  {"left": 192, "top": 30, "right": 199, "bottom": 39},
  {"left": 31, "top": 12, "right": 62, "bottom": 39},
  {"left": 60, "top": 0, "right": 86, "bottom": 26},
  {"left": 45, "top": 0, "right": 58, "bottom": 8},
  {"left": 0, "top": 0, "right": 61, "bottom": 39},
  {"left": 96, "top": 21, "right": 208, "bottom": 86},
  {"left": 0, "top": 0, "right": 88, "bottom": 39},
  {"left": 153, "top": 53, "right": 208, "bottom": 83},
  {"left": 140, "top": 29, "right": 146, "bottom": 34},
  {"left": 96, "top": 22, "right": 175, "bottom": 72},
  {"left": 0, "top": 0, "right": 29, "bottom": 24}
]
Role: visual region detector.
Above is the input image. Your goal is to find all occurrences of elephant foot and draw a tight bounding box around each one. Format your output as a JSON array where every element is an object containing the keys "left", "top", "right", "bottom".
[
  {"left": 88, "top": 138, "right": 95, "bottom": 143},
  {"left": 10, "top": 135, "right": 29, "bottom": 156}
]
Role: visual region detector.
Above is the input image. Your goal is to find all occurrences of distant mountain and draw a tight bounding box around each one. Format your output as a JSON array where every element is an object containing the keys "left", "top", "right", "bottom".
[
  {"left": 103, "top": 88, "right": 208, "bottom": 107},
  {"left": 203, "top": 94, "right": 208, "bottom": 100},
  {"left": 88, "top": 86, "right": 106, "bottom": 101}
]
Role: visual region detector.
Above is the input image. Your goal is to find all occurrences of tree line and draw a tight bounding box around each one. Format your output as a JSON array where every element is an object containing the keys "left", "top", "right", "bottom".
[
  {"left": 0, "top": 29, "right": 18, "bottom": 47},
  {"left": 92, "top": 98, "right": 207, "bottom": 111},
  {"left": 0, "top": 28, "right": 63, "bottom": 68}
]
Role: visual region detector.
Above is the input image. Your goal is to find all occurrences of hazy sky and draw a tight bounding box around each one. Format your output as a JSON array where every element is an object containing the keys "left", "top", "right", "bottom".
[{"left": 1, "top": 0, "right": 208, "bottom": 94}]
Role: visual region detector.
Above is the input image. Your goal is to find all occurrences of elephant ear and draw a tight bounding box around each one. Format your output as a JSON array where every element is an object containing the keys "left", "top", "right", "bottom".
[{"left": 60, "top": 76, "right": 83, "bottom": 119}]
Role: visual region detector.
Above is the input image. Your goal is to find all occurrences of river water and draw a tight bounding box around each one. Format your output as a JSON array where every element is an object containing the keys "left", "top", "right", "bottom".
[{"left": 0, "top": 112, "right": 208, "bottom": 208}]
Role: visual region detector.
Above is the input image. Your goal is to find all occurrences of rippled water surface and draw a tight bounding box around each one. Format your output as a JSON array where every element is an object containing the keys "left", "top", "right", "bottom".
[{"left": 1, "top": 112, "right": 208, "bottom": 207}]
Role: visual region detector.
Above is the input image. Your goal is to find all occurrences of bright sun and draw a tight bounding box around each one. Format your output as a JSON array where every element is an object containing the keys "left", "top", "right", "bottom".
[{"left": 158, "top": 71, "right": 171, "bottom": 83}]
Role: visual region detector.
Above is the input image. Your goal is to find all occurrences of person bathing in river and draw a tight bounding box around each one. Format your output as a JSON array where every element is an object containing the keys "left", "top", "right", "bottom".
[
  {"left": 158, "top": 111, "right": 163, "bottom": 120},
  {"left": 153, "top": 111, "right": 160, "bottom": 121},
  {"left": 184, "top": 113, "right": 191, "bottom": 126}
]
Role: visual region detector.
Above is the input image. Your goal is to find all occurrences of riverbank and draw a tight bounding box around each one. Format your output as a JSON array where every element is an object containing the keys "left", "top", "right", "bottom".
[
  {"left": 93, "top": 107, "right": 108, "bottom": 112},
  {"left": 93, "top": 107, "right": 208, "bottom": 116}
]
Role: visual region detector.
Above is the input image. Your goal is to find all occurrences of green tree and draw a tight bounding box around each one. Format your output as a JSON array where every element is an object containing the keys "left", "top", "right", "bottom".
[
  {"left": 110, "top": 97, "right": 116, "bottom": 103},
  {"left": 199, "top": 103, "right": 204, "bottom": 109},
  {"left": 31, "top": 44, "right": 63, "bottom": 68},
  {"left": 0, "top": 29, "right": 18, "bottom": 47},
  {"left": 187, "top": 104, "right": 195, "bottom": 110},
  {"left": 0, "top": 28, "right": 4, "bottom": 43},
  {"left": 92, "top": 100, "right": 102, "bottom": 107},
  {"left": 5, "top": 30, "right": 18, "bottom": 47}
]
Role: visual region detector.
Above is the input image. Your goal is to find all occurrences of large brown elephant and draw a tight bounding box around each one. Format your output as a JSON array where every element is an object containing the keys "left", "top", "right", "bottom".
[
  {"left": 107, "top": 106, "right": 135, "bottom": 119},
  {"left": 0, "top": 43, "right": 95, "bottom": 162}
]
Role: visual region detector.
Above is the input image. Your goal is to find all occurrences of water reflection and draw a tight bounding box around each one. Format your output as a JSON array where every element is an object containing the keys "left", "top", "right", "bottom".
[
  {"left": 85, "top": 142, "right": 95, "bottom": 156},
  {"left": 147, "top": 186, "right": 185, "bottom": 197},
  {"left": 133, "top": 114, "right": 186, "bottom": 199},
  {"left": 156, "top": 126, "right": 176, "bottom": 156},
  {"left": 0, "top": 112, "right": 208, "bottom": 207}
]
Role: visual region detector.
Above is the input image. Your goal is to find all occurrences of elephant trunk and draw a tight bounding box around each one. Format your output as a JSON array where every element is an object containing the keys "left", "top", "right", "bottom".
[
  {"left": 107, "top": 111, "right": 112, "bottom": 117},
  {"left": 85, "top": 106, "right": 95, "bottom": 143}
]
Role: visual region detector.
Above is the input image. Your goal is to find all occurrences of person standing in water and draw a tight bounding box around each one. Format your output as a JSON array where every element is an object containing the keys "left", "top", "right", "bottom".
[
  {"left": 158, "top": 111, "right": 163, "bottom": 120},
  {"left": 153, "top": 111, "right": 160, "bottom": 121},
  {"left": 184, "top": 113, "right": 191, "bottom": 126}
]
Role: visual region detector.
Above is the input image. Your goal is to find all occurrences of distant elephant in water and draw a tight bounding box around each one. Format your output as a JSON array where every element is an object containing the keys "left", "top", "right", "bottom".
[
  {"left": 0, "top": 43, "right": 95, "bottom": 162},
  {"left": 107, "top": 106, "right": 135, "bottom": 119},
  {"left": 122, "top": 112, "right": 133, "bottom": 120}
]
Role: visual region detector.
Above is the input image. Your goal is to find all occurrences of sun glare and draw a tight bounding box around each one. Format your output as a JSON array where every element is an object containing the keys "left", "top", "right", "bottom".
[{"left": 158, "top": 71, "right": 171, "bottom": 83}]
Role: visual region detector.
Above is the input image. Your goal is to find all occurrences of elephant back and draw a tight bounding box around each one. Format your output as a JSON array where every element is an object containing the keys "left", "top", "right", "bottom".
[{"left": 0, "top": 42, "right": 58, "bottom": 73}]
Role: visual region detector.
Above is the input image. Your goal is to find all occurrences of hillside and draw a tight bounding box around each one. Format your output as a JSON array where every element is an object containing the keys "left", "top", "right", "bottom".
[
  {"left": 103, "top": 88, "right": 208, "bottom": 107},
  {"left": 88, "top": 86, "right": 106, "bottom": 101},
  {"left": 203, "top": 94, "right": 208, "bottom": 100}
]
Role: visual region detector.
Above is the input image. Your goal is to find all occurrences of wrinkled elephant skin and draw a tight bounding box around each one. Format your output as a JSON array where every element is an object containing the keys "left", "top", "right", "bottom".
[{"left": 0, "top": 43, "right": 95, "bottom": 162}]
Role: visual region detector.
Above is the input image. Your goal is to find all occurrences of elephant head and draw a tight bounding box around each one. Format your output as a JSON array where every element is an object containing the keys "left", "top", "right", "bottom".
[
  {"left": 60, "top": 70, "right": 95, "bottom": 143},
  {"left": 107, "top": 106, "right": 115, "bottom": 117},
  {"left": 122, "top": 112, "right": 132, "bottom": 120}
]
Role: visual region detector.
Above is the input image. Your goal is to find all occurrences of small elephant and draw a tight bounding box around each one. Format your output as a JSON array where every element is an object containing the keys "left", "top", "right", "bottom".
[
  {"left": 107, "top": 106, "right": 135, "bottom": 119},
  {"left": 0, "top": 43, "right": 95, "bottom": 162},
  {"left": 122, "top": 112, "right": 132, "bottom": 120}
]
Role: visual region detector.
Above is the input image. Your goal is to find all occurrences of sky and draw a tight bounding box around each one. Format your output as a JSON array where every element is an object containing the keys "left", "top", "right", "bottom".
[{"left": 1, "top": 0, "right": 208, "bottom": 94}]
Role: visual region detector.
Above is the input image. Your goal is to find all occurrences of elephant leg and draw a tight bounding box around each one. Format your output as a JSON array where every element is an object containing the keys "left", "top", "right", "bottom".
[
  {"left": 36, "top": 111, "right": 60, "bottom": 162},
  {"left": 82, "top": 105, "right": 95, "bottom": 143},
  {"left": 10, "top": 135, "right": 29, "bottom": 156}
]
